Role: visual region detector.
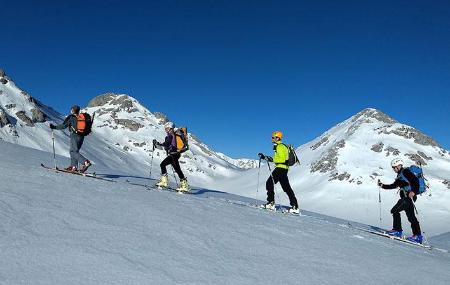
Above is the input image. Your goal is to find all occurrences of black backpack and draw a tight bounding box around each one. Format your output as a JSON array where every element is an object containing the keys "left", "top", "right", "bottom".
[{"left": 282, "top": 143, "right": 300, "bottom": 166}]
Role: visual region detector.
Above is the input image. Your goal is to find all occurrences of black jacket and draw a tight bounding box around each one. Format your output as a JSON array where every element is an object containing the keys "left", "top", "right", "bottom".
[
  {"left": 54, "top": 115, "right": 77, "bottom": 133},
  {"left": 382, "top": 167, "right": 420, "bottom": 198}
]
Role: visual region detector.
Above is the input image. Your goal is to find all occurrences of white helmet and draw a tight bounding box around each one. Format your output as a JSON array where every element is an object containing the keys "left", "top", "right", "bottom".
[
  {"left": 164, "top": 122, "right": 174, "bottom": 129},
  {"left": 391, "top": 158, "right": 404, "bottom": 168}
]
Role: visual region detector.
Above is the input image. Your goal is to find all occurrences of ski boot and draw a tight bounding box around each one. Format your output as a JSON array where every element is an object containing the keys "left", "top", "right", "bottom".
[
  {"left": 64, "top": 166, "right": 77, "bottom": 172},
  {"left": 287, "top": 206, "right": 300, "bottom": 215},
  {"left": 79, "top": 160, "right": 92, "bottom": 173},
  {"left": 176, "top": 178, "right": 190, "bottom": 193},
  {"left": 155, "top": 174, "right": 169, "bottom": 189},
  {"left": 385, "top": 229, "right": 403, "bottom": 238},
  {"left": 260, "top": 201, "right": 276, "bottom": 211},
  {"left": 406, "top": 235, "right": 423, "bottom": 244}
]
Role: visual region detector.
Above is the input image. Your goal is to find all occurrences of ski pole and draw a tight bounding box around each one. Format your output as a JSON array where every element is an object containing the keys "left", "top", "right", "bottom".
[
  {"left": 378, "top": 184, "right": 382, "bottom": 227},
  {"left": 51, "top": 130, "right": 57, "bottom": 169},
  {"left": 171, "top": 165, "right": 178, "bottom": 187},
  {"left": 149, "top": 141, "right": 155, "bottom": 179},
  {"left": 256, "top": 157, "right": 262, "bottom": 195},
  {"left": 266, "top": 161, "right": 281, "bottom": 209}
]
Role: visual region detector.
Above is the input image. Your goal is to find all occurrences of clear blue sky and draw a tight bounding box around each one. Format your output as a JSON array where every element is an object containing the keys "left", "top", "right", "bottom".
[{"left": 2, "top": 0, "right": 449, "bottom": 158}]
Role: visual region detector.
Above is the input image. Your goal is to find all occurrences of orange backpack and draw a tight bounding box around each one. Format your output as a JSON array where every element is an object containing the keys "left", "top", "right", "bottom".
[
  {"left": 175, "top": 127, "right": 189, "bottom": 153},
  {"left": 75, "top": 113, "right": 94, "bottom": 136}
]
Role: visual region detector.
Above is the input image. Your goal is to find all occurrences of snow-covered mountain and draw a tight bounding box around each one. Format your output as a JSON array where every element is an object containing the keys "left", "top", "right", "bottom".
[
  {"left": 0, "top": 70, "right": 255, "bottom": 187},
  {"left": 1, "top": 140, "right": 450, "bottom": 284},
  {"left": 221, "top": 108, "right": 450, "bottom": 235}
]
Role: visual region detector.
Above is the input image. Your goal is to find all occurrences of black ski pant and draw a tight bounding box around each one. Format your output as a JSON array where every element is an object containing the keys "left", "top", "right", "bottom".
[
  {"left": 391, "top": 196, "right": 421, "bottom": 236},
  {"left": 160, "top": 153, "right": 185, "bottom": 180},
  {"left": 266, "top": 167, "right": 298, "bottom": 208},
  {"left": 70, "top": 133, "right": 88, "bottom": 168}
]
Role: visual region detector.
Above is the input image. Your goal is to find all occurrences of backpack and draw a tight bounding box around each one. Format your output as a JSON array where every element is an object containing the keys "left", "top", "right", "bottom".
[
  {"left": 175, "top": 127, "right": 189, "bottom": 153},
  {"left": 281, "top": 143, "right": 300, "bottom": 166},
  {"left": 399, "top": 165, "right": 427, "bottom": 194},
  {"left": 75, "top": 113, "right": 94, "bottom": 136}
]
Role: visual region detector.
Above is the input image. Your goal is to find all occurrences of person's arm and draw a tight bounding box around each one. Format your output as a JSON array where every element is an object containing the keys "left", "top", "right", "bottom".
[
  {"left": 161, "top": 134, "right": 173, "bottom": 149},
  {"left": 50, "top": 115, "right": 72, "bottom": 130},
  {"left": 402, "top": 168, "right": 420, "bottom": 196}
]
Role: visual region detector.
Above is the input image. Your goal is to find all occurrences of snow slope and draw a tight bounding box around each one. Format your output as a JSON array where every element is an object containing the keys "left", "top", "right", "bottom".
[
  {"left": 219, "top": 109, "right": 450, "bottom": 236},
  {"left": 1, "top": 141, "right": 450, "bottom": 285}
]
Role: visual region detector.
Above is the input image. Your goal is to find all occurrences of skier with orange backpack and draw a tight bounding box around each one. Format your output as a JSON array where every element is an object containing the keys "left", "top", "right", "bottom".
[
  {"left": 153, "top": 122, "right": 190, "bottom": 192},
  {"left": 49, "top": 105, "right": 93, "bottom": 173}
]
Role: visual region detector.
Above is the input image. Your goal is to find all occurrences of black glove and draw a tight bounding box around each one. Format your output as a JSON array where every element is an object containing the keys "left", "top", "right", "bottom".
[
  {"left": 152, "top": 139, "right": 158, "bottom": 147},
  {"left": 377, "top": 179, "right": 383, "bottom": 187},
  {"left": 266, "top": 156, "right": 273, "bottom": 162},
  {"left": 49, "top": 124, "right": 56, "bottom": 130},
  {"left": 258, "top": 153, "right": 265, "bottom": 160}
]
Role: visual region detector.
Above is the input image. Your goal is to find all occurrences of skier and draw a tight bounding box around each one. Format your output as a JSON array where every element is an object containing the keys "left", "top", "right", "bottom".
[
  {"left": 49, "top": 105, "right": 92, "bottom": 173},
  {"left": 153, "top": 122, "right": 189, "bottom": 192},
  {"left": 258, "top": 131, "right": 299, "bottom": 214},
  {"left": 378, "top": 158, "right": 423, "bottom": 243}
]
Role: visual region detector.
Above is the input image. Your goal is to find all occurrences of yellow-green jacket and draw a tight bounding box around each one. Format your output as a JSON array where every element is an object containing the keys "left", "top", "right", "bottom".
[{"left": 273, "top": 141, "right": 289, "bottom": 170}]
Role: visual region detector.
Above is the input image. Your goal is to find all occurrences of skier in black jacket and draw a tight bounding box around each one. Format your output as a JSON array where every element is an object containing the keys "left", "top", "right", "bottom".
[
  {"left": 49, "top": 105, "right": 91, "bottom": 173},
  {"left": 378, "top": 158, "right": 423, "bottom": 243}
]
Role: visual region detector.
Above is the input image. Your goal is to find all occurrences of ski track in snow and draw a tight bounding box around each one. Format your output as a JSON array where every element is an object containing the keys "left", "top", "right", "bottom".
[{"left": 1, "top": 141, "right": 450, "bottom": 285}]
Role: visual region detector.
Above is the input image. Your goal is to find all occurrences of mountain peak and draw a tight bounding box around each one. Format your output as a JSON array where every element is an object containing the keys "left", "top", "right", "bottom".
[{"left": 351, "top": 108, "right": 397, "bottom": 125}]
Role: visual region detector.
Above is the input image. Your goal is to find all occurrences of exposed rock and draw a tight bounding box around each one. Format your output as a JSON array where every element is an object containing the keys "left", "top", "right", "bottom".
[
  {"left": 418, "top": 151, "right": 432, "bottom": 161},
  {"left": 0, "top": 107, "right": 12, "bottom": 127},
  {"left": 5, "top": 104, "right": 16, "bottom": 109},
  {"left": 110, "top": 95, "right": 137, "bottom": 112},
  {"left": 15, "top": 111, "right": 34, "bottom": 126},
  {"left": 88, "top": 93, "right": 117, "bottom": 107},
  {"left": 311, "top": 136, "right": 329, "bottom": 150},
  {"left": 133, "top": 142, "right": 146, "bottom": 147},
  {"left": 371, "top": 142, "right": 384, "bottom": 153},
  {"left": 0, "top": 78, "right": 8, "bottom": 84},
  {"left": 310, "top": 140, "right": 345, "bottom": 173},
  {"left": 443, "top": 180, "right": 450, "bottom": 190},
  {"left": 31, "top": 108, "right": 46, "bottom": 123},
  {"left": 114, "top": 119, "right": 144, "bottom": 131},
  {"left": 385, "top": 146, "right": 400, "bottom": 156},
  {"left": 384, "top": 126, "right": 439, "bottom": 147},
  {"left": 0, "top": 69, "right": 5, "bottom": 77},
  {"left": 154, "top": 112, "right": 169, "bottom": 124},
  {"left": 123, "top": 146, "right": 130, "bottom": 152},
  {"left": 329, "top": 172, "right": 351, "bottom": 181},
  {"left": 352, "top": 108, "right": 397, "bottom": 124},
  {"left": 405, "top": 153, "right": 427, "bottom": 166}
]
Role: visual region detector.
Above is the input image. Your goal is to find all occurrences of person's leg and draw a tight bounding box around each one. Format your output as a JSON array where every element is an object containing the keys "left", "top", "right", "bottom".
[
  {"left": 404, "top": 197, "right": 421, "bottom": 236},
  {"left": 278, "top": 169, "right": 298, "bottom": 208},
  {"left": 390, "top": 198, "right": 405, "bottom": 231},
  {"left": 171, "top": 153, "right": 185, "bottom": 180},
  {"left": 160, "top": 156, "right": 172, "bottom": 175}
]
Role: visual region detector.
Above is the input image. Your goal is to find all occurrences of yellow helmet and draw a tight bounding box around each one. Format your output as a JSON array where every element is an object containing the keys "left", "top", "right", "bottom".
[{"left": 272, "top": 131, "right": 283, "bottom": 140}]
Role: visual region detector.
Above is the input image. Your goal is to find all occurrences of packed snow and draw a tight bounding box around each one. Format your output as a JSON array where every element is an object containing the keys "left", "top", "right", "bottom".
[{"left": 1, "top": 141, "right": 450, "bottom": 284}]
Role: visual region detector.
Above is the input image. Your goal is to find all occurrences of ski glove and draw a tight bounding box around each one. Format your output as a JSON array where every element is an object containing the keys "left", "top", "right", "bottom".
[
  {"left": 49, "top": 124, "right": 56, "bottom": 129},
  {"left": 258, "top": 153, "right": 273, "bottom": 162},
  {"left": 377, "top": 180, "right": 383, "bottom": 187},
  {"left": 258, "top": 153, "right": 266, "bottom": 160}
]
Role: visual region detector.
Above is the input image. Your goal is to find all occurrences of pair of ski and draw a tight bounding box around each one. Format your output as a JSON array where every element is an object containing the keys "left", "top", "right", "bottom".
[
  {"left": 225, "top": 200, "right": 301, "bottom": 216},
  {"left": 41, "top": 164, "right": 115, "bottom": 183},
  {"left": 348, "top": 223, "right": 432, "bottom": 249},
  {"left": 154, "top": 185, "right": 192, "bottom": 194}
]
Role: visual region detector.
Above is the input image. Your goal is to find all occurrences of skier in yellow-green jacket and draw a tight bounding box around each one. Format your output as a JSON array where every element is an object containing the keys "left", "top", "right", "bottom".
[{"left": 258, "top": 131, "right": 299, "bottom": 214}]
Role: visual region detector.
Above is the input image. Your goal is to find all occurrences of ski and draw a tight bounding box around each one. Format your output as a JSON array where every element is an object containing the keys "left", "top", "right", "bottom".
[
  {"left": 348, "top": 223, "right": 432, "bottom": 249},
  {"left": 40, "top": 164, "right": 116, "bottom": 183},
  {"left": 152, "top": 185, "right": 193, "bottom": 194}
]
